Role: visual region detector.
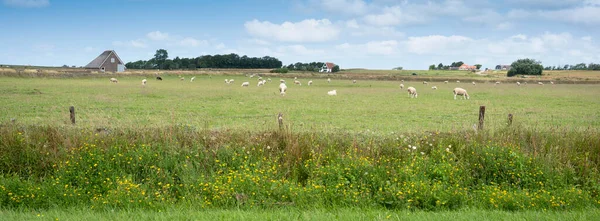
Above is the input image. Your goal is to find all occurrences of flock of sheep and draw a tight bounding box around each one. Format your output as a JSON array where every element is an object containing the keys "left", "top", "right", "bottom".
[{"left": 109, "top": 75, "right": 555, "bottom": 99}]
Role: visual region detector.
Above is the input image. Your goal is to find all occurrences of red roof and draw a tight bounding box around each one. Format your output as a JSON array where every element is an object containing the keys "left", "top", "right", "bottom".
[{"left": 326, "top": 62, "right": 335, "bottom": 69}]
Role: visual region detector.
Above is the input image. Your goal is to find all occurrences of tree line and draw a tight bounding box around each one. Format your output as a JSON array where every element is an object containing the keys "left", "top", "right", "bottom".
[
  {"left": 543, "top": 63, "right": 600, "bottom": 71},
  {"left": 125, "top": 49, "right": 283, "bottom": 70},
  {"left": 428, "top": 61, "right": 481, "bottom": 70},
  {"left": 283, "top": 62, "right": 339, "bottom": 72}
]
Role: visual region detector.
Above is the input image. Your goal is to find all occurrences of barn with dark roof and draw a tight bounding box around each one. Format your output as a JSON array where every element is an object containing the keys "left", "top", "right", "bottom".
[{"left": 85, "top": 50, "right": 125, "bottom": 72}]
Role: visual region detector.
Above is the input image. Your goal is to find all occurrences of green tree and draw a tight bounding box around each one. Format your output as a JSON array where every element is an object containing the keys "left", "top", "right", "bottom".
[
  {"left": 475, "top": 64, "right": 482, "bottom": 70},
  {"left": 437, "top": 63, "right": 443, "bottom": 70},
  {"left": 429, "top": 64, "right": 436, "bottom": 70},
  {"left": 507, "top": 58, "right": 543, "bottom": 77},
  {"left": 332, "top": 65, "right": 340, "bottom": 73},
  {"left": 392, "top": 66, "right": 403, "bottom": 70}
]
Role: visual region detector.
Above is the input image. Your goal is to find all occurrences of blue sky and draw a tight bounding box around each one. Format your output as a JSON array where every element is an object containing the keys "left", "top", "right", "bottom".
[{"left": 1, "top": 0, "right": 599, "bottom": 70}]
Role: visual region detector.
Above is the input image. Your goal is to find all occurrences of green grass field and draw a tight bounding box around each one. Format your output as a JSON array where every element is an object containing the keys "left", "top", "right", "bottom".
[
  {"left": 1, "top": 75, "right": 599, "bottom": 132},
  {"left": 1, "top": 74, "right": 599, "bottom": 219}
]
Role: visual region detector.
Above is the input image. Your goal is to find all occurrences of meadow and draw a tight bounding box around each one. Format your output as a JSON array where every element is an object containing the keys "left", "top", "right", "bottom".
[
  {"left": 1, "top": 73, "right": 599, "bottom": 220},
  {"left": 1, "top": 75, "right": 599, "bottom": 132}
]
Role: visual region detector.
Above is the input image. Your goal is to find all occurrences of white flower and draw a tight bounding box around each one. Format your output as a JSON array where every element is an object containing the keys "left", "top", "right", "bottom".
[
  {"left": 420, "top": 152, "right": 425, "bottom": 155},
  {"left": 267, "top": 146, "right": 271, "bottom": 150},
  {"left": 446, "top": 148, "right": 450, "bottom": 152},
  {"left": 412, "top": 146, "right": 417, "bottom": 150}
]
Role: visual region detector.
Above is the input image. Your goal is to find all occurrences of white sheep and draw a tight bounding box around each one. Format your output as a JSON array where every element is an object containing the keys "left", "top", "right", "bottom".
[
  {"left": 242, "top": 82, "right": 250, "bottom": 87},
  {"left": 400, "top": 83, "right": 404, "bottom": 89},
  {"left": 495, "top": 81, "right": 500, "bottom": 85},
  {"left": 327, "top": 78, "right": 331, "bottom": 83},
  {"left": 279, "top": 83, "right": 287, "bottom": 96},
  {"left": 423, "top": 81, "right": 428, "bottom": 85},
  {"left": 444, "top": 81, "right": 448, "bottom": 84},
  {"left": 258, "top": 77, "right": 263, "bottom": 81},
  {"left": 551, "top": 81, "right": 554, "bottom": 85},
  {"left": 110, "top": 78, "right": 118, "bottom": 83},
  {"left": 517, "top": 82, "right": 521, "bottom": 86},
  {"left": 294, "top": 77, "right": 297, "bottom": 80},
  {"left": 294, "top": 80, "right": 302, "bottom": 86},
  {"left": 267, "top": 78, "right": 272, "bottom": 82},
  {"left": 257, "top": 80, "right": 265, "bottom": 87},
  {"left": 353, "top": 80, "right": 357, "bottom": 84},
  {"left": 538, "top": 82, "right": 544, "bottom": 85},
  {"left": 280, "top": 79, "right": 285, "bottom": 83},
  {"left": 456, "top": 80, "right": 460, "bottom": 83},
  {"left": 432, "top": 86, "right": 437, "bottom": 90},
  {"left": 401, "top": 80, "right": 404, "bottom": 82},
  {"left": 142, "top": 79, "right": 147, "bottom": 86},
  {"left": 249, "top": 74, "right": 255, "bottom": 78},
  {"left": 308, "top": 80, "right": 313, "bottom": 86},
  {"left": 327, "top": 89, "right": 337, "bottom": 96},
  {"left": 453, "top": 87, "right": 470, "bottom": 100},
  {"left": 472, "top": 81, "right": 476, "bottom": 85},
  {"left": 190, "top": 76, "right": 196, "bottom": 82},
  {"left": 407, "top": 87, "right": 418, "bottom": 98},
  {"left": 229, "top": 79, "right": 235, "bottom": 84},
  {"left": 180, "top": 77, "right": 185, "bottom": 81}
]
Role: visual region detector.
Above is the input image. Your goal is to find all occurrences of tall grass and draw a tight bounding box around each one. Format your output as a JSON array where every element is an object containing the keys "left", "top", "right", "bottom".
[{"left": 0, "top": 123, "right": 598, "bottom": 211}]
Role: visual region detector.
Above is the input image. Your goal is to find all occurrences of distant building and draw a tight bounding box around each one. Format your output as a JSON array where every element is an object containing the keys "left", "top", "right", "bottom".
[
  {"left": 495, "top": 65, "right": 512, "bottom": 70},
  {"left": 458, "top": 63, "right": 477, "bottom": 71},
  {"left": 320, "top": 62, "right": 335, "bottom": 73},
  {"left": 85, "top": 50, "right": 125, "bottom": 72}
]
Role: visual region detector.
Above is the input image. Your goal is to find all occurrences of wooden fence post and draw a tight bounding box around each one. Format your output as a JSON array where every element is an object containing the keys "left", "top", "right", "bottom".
[
  {"left": 478, "top": 106, "right": 485, "bottom": 130},
  {"left": 277, "top": 113, "right": 283, "bottom": 130},
  {"left": 508, "top": 113, "right": 513, "bottom": 126},
  {"left": 69, "top": 106, "right": 75, "bottom": 124}
]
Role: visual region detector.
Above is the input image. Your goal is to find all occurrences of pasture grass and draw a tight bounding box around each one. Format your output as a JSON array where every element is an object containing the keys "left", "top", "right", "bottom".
[
  {"left": 2, "top": 207, "right": 600, "bottom": 221},
  {"left": 0, "top": 76, "right": 598, "bottom": 133}
]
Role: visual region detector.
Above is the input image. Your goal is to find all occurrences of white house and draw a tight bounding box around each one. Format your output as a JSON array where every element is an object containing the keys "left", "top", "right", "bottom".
[{"left": 320, "top": 62, "right": 335, "bottom": 73}]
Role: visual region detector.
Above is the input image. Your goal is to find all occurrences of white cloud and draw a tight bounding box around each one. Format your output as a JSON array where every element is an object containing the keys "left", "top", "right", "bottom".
[
  {"left": 510, "top": 34, "right": 528, "bottom": 40},
  {"left": 335, "top": 40, "right": 399, "bottom": 55},
  {"left": 178, "top": 37, "right": 207, "bottom": 47},
  {"left": 346, "top": 19, "right": 359, "bottom": 28},
  {"left": 3, "top": 0, "right": 49, "bottom": 8},
  {"left": 146, "top": 31, "right": 170, "bottom": 41},
  {"left": 214, "top": 43, "right": 226, "bottom": 50},
  {"left": 277, "top": 45, "right": 325, "bottom": 55},
  {"left": 540, "top": 6, "right": 600, "bottom": 24},
  {"left": 350, "top": 26, "right": 404, "bottom": 38},
  {"left": 247, "top": 38, "right": 271, "bottom": 45},
  {"left": 405, "top": 35, "right": 473, "bottom": 55},
  {"left": 363, "top": 6, "right": 423, "bottom": 26},
  {"left": 244, "top": 19, "right": 340, "bottom": 42},
  {"left": 582, "top": 36, "right": 592, "bottom": 41},
  {"left": 113, "top": 39, "right": 147, "bottom": 48},
  {"left": 495, "top": 22, "right": 514, "bottom": 30}
]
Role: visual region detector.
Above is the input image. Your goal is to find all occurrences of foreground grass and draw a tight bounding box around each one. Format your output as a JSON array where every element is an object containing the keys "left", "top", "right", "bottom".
[
  {"left": 2, "top": 208, "right": 600, "bottom": 221},
  {"left": 1, "top": 76, "right": 599, "bottom": 132},
  {"left": 1, "top": 124, "right": 599, "bottom": 211}
]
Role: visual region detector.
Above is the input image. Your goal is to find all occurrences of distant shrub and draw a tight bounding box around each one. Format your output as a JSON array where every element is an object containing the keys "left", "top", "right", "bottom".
[{"left": 270, "top": 68, "right": 289, "bottom": 73}]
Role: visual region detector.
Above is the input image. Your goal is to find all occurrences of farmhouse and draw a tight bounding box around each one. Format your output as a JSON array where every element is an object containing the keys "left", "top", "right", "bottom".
[
  {"left": 495, "top": 64, "right": 512, "bottom": 70},
  {"left": 319, "top": 62, "right": 335, "bottom": 73},
  {"left": 458, "top": 64, "right": 477, "bottom": 71},
  {"left": 85, "top": 50, "right": 125, "bottom": 72}
]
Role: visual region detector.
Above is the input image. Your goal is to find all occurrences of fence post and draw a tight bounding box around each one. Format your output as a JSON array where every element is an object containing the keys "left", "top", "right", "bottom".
[
  {"left": 277, "top": 113, "right": 283, "bottom": 130},
  {"left": 69, "top": 106, "right": 76, "bottom": 124},
  {"left": 508, "top": 113, "right": 513, "bottom": 126},
  {"left": 478, "top": 106, "right": 485, "bottom": 130}
]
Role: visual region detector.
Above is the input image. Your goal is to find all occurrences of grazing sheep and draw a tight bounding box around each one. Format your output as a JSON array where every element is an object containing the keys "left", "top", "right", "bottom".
[
  {"left": 423, "top": 81, "right": 428, "bottom": 85},
  {"left": 242, "top": 82, "right": 250, "bottom": 87},
  {"left": 225, "top": 79, "right": 230, "bottom": 84},
  {"left": 267, "top": 78, "right": 272, "bottom": 82},
  {"left": 294, "top": 80, "right": 301, "bottom": 86},
  {"left": 400, "top": 83, "right": 404, "bottom": 89},
  {"left": 551, "top": 81, "right": 554, "bottom": 85},
  {"left": 444, "top": 81, "right": 448, "bottom": 84},
  {"left": 407, "top": 87, "right": 418, "bottom": 98},
  {"left": 456, "top": 80, "right": 460, "bottom": 83},
  {"left": 249, "top": 74, "right": 255, "bottom": 78},
  {"left": 538, "top": 82, "right": 544, "bottom": 85},
  {"left": 279, "top": 83, "right": 287, "bottom": 96},
  {"left": 280, "top": 79, "right": 285, "bottom": 83},
  {"left": 495, "top": 81, "right": 500, "bottom": 85},
  {"left": 401, "top": 80, "right": 404, "bottom": 82},
  {"left": 327, "top": 78, "right": 331, "bottom": 83},
  {"left": 142, "top": 79, "right": 147, "bottom": 86},
  {"left": 327, "top": 89, "right": 337, "bottom": 96},
  {"left": 294, "top": 77, "right": 297, "bottom": 80},
  {"left": 308, "top": 80, "right": 313, "bottom": 86},
  {"left": 229, "top": 79, "right": 234, "bottom": 84},
  {"left": 517, "top": 82, "right": 521, "bottom": 86},
  {"left": 353, "top": 80, "right": 357, "bottom": 84},
  {"left": 109, "top": 78, "right": 118, "bottom": 83},
  {"left": 190, "top": 76, "right": 196, "bottom": 82},
  {"left": 257, "top": 80, "right": 265, "bottom": 87},
  {"left": 180, "top": 77, "right": 185, "bottom": 81},
  {"left": 258, "top": 77, "right": 263, "bottom": 81},
  {"left": 453, "top": 87, "right": 470, "bottom": 100},
  {"left": 156, "top": 76, "right": 163, "bottom": 80},
  {"left": 472, "top": 81, "right": 476, "bottom": 85},
  {"left": 432, "top": 86, "right": 437, "bottom": 90}
]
